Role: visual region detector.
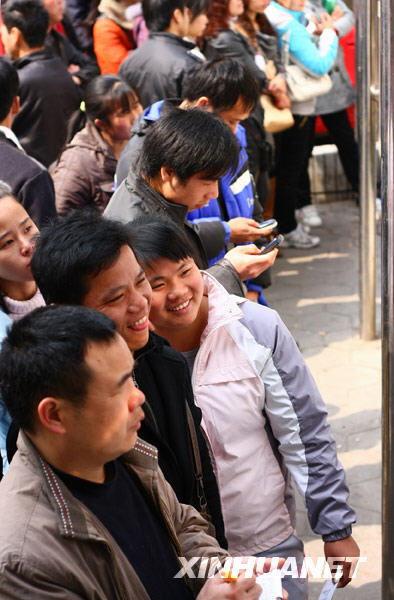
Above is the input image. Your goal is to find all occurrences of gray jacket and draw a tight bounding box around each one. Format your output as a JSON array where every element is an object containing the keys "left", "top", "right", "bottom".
[
  {"left": 305, "top": 0, "right": 355, "bottom": 114},
  {"left": 104, "top": 175, "right": 245, "bottom": 296},
  {"left": 0, "top": 433, "right": 228, "bottom": 599}
]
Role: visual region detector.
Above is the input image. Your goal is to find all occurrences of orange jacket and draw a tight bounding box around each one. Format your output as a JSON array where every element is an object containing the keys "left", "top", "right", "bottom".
[{"left": 93, "top": 18, "right": 135, "bottom": 74}]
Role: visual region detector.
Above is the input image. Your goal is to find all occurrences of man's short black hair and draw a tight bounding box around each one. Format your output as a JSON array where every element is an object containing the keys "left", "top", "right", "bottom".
[
  {"left": 32, "top": 211, "right": 133, "bottom": 305},
  {"left": 186, "top": 0, "right": 210, "bottom": 19},
  {"left": 138, "top": 107, "right": 239, "bottom": 182},
  {"left": 129, "top": 217, "right": 196, "bottom": 268},
  {"left": 142, "top": 0, "right": 187, "bottom": 32},
  {"left": 183, "top": 58, "right": 259, "bottom": 113},
  {"left": 2, "top": 0, "right": 49, "bottom": 48},
  {"left": 0, "top": 305, "right": 117, "bottom": 432},
  {"left": 0, "top": 58, "right": 19, "bottom": 122}
]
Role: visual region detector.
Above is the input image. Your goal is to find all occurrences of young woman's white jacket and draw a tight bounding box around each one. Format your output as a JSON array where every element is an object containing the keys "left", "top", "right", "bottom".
[{"left": 191, "top": 272, "right": 355, "bottom": 555}]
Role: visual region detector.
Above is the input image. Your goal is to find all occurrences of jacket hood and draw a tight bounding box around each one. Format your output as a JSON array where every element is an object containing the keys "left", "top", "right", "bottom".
[
  {"left": 98, "top": 0, "right": 137, "bottom": 30},
  {"left": 68, "top": 120, "right": 115, "bottom": 158},
  {"left": 200, "top": 271, "right": 245, "bottom": 344}
]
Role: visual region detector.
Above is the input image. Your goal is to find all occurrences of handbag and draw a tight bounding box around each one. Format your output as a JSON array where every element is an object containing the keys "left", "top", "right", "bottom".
[
  {"left": 260, "top": 94, "right": 294, "bottom": 133},
  {"left": 282, "top": 31, "right": 332, "bottom": 103}
]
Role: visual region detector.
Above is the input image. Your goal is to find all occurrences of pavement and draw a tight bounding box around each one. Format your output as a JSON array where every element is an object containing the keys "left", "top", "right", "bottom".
[{"left": 263, "top": 200, "right": 382, "bottom": 600}]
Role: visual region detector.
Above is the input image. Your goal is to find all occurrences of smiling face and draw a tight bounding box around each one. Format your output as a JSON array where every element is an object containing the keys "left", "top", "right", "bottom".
[
  {"left": 146, "top": 257, "right": 204, "bottom": 338},
  {"left": 0, "top": 196, "right": 39, "bottom": 291},
  {"left": 82, "top": 245, "right": 152, "bottom": 352},
  {"left": 59, "top": 334, "right": 145, "bottom": 469}
]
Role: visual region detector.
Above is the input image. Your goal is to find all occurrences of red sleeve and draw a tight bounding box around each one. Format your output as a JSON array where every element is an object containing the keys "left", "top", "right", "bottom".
[{"left": 93, "top": 18, "right": 135, "bottom": 74}]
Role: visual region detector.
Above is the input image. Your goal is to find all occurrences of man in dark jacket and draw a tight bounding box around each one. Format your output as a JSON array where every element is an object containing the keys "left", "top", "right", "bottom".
[
  {"left": 119, "top": 0, "right": 203, "bottom": 107},
  {"left": 0, "top": 57, "right": 56, "bottom": 226},
  {"left": 29, "top": 210, "right": 227, "bottom": 548},
  {"left": 1, "top": 0, "right": 80, "bottom": 168},
  {"left": 43, "top": 0, "right": 99, "bottom": 87},
  {"left": 106, "top": 108, "right": 277, "bottom": 296}
]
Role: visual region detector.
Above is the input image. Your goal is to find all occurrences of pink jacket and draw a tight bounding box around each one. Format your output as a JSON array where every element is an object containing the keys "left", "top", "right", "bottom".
[
  {"left": 192, "top": 273, "right": 293, "bottom": 555},
  {"left": 191, "top": 272, "right": 355, "bottom": 555}
]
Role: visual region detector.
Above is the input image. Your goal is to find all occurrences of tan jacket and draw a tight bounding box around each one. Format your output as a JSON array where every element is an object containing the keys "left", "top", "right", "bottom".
[{"left": 0, "top": 433, "right": 228, "bottom": 599}]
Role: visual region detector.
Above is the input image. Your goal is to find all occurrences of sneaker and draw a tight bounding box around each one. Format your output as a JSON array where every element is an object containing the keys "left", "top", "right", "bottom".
[
  {"left": 295, "top": 204, "right": 322, "bottom": 227},
  {"left": 282, "top": 223, "right": 320, "bottom": 249}
]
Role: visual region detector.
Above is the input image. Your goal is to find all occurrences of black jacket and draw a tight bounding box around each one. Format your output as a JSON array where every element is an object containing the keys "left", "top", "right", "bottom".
[
  {"left": 12, "top": 49, "right": 80, "bottom": 168},
  {"left": 46, "top": 26, "right": 99, "bottom": 86},
  {"left": 204, "top": 29, "right": 268, "bottom": 92},
  {"left": 118, "top": 33, "right": 203, "bottom": 108},
  {"left": 104, "top": 174, "right": 245, "bottom": 296},
  {"left": 0, "top": 132, "right": 56, "bottom": 226},
  {"left": 134, "top": 332, "right": 227, "bottom": 547}
]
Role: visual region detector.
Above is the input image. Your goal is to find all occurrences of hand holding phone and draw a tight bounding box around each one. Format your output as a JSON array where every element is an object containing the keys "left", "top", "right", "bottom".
[
  {"left": 260, "top": 235, "right": 284, "bottom": 254},
  {"left": 258, "top": 219, "right": 278, "bottom": 232}
]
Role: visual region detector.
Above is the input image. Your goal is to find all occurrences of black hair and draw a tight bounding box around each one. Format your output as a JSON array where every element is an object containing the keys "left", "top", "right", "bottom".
[
  {"left": 2, "top": 0, "right": 49, "bottom": 48},
  {"left": 142, "top": 0, "right": 187, "bottom": 32},
  {"left": 186, "top": 0, "right": 210, "bottom": 19},
  {"left": 138, "top": 107, "right": 239, "bottom": 182},
  {"left": 0, "top": 58, "right": 19, "bottom": 122},
  {"left": 0, "top": 305, "right": 117, "bottom": 432},
  {"left": 128, "top": 217, "right": 196, "bottom": 268},
  {"left": 67, "top": 74, "right": 139, "bottom": 141},
  {"left": 32, "top": 210, "right": 133, "bottom": 305},
  {"left": 184, "top": 58, "right": 258, "bottom": 113}
]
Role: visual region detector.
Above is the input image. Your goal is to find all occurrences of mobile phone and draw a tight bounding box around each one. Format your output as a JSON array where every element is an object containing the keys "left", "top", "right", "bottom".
[
  {"left": 260, "top": 234, "right": 284, "bottom": 254},
  {"left": 258, "top": 218, "right": 278, "bottom": 231}
]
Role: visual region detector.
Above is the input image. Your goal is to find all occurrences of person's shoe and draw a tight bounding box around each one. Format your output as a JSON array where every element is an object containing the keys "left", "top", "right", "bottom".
[
  {"left": 282, "top": 223, "right": 320, "bottom": 249},
  {"left": 295, "top": 204, "right": 322, "bottom": 227}
]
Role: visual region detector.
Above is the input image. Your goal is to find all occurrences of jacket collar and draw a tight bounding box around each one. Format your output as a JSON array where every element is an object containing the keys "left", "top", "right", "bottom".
[
  {"left": 200, "top": 271, "right": 245, "bottom": 344},
  {"left": 133, "top": 176, "right": 189, "bottom": 226},
  {"left": 16, "top": 431, "right": 159, "bottom": 540},
  {"left": 14, "top": 48, "right": 53, "bottom": 68},
  {"left": 0, "top": 127, "right": 25, "bottom": 151},
  {"left": 148, "top": 32, "right": 196, "bottom": 50},
  {"left": 69, "top": 120, "right": 115, "bottom": 159}
]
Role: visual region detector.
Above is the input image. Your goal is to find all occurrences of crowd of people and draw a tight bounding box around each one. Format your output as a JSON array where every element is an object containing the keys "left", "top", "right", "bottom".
[{"left": 0, "top": 0, "right": 360, "bottom": 597}]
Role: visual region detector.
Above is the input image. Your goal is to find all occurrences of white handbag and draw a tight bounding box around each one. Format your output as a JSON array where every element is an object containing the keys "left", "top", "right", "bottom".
[{"left": 282, "top": 31, "right": 332, "bottom": 103}]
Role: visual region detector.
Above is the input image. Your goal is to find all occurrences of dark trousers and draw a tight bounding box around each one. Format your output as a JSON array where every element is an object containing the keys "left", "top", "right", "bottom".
[
  {"left": 274, "top": 115, "right": 316, "bottom": 234},
  {"left": 295, "top": 108, "right": 359, "bottom": 210}
]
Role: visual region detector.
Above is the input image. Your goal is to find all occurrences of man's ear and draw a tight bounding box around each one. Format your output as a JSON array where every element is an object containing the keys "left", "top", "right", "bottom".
[
  {"left": 10, "top": 26, "right": 23, "bottom": 51},
  {"left": 172, "top": 7, "right": 183, "bottom": 25},
  {"left": 194, "top": 96, "right": 212, "bottom": 110},
  {"left": 11, "top": 96, "right": 20, "bottom": 116},
  {"left": 37, "top": 397, "right": 67, "bottom": 435},
  {"left": 160, "top": 166, "right": 175, "bottom": 183}
]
